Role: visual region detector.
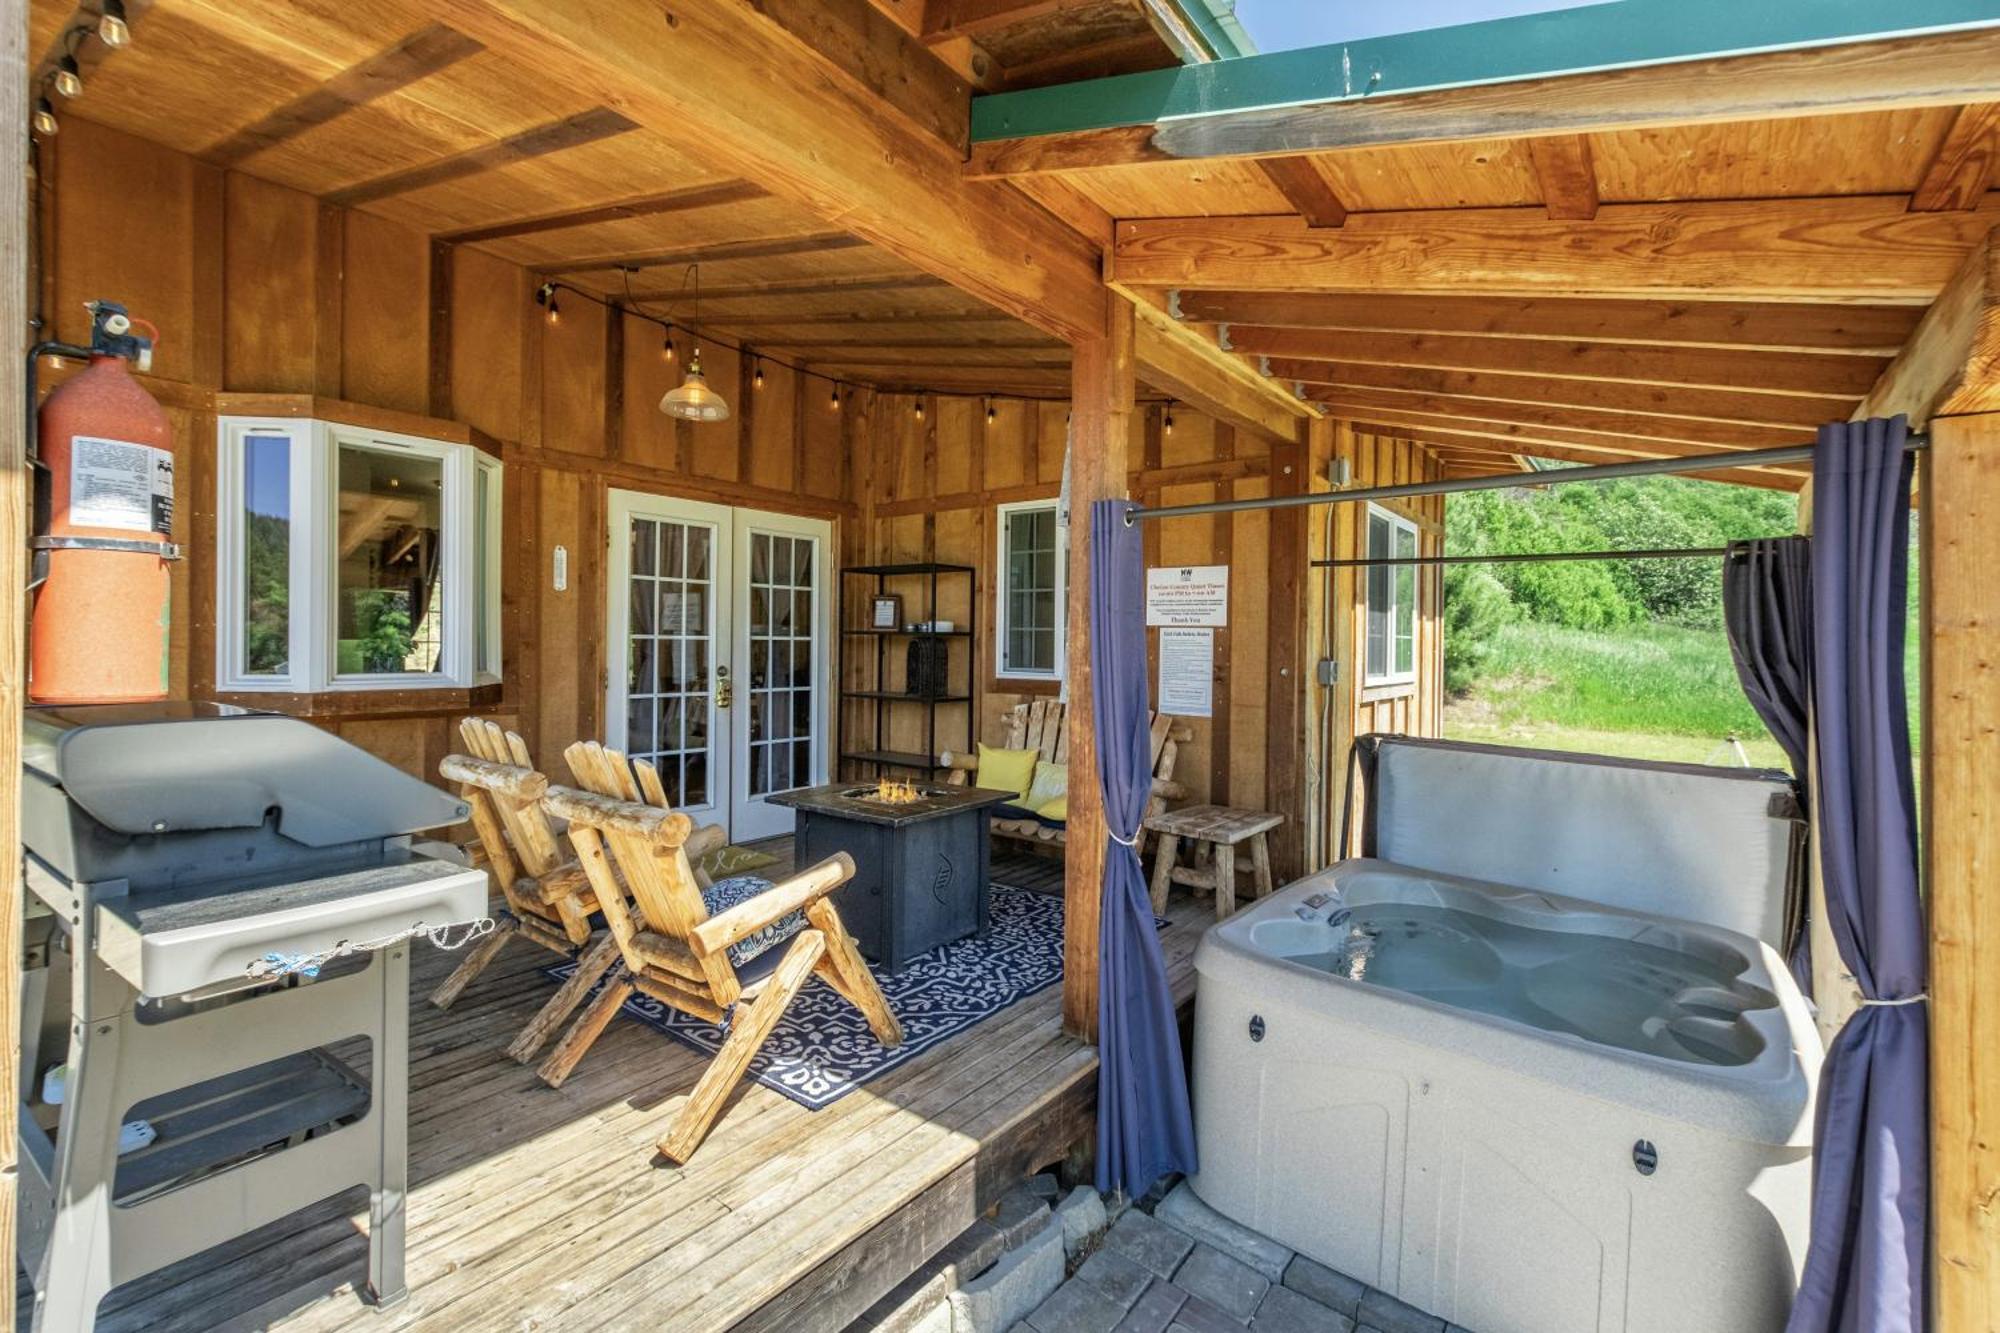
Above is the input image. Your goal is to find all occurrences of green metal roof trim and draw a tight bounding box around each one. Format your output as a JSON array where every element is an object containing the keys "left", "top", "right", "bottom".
[
  {"left": 1179, "top": 0, "right": 1257, "bottom": 61},
  {"left": 970, "top": 0, "right": 2000, "bottom": 141}
]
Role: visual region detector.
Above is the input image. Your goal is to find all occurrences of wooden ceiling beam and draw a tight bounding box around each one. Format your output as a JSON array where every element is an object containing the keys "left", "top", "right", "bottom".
[
  {"left": 629, "top": 274, "right": 951, "bottom": 303},
  {"left": 325, "top": 106, "right": 638, "bottom": 208},
  {"left": 696, "top": 309, "right": 1022, "bottom": 328},
  {"left": 1335, "top": 421, "right": 1810, "bottom": 491},
  {"left": 1111, "top": 197, "right": 2000, "bottom": 301},
  {"left": 1854, "top": 226, "right": 2000, "bottom": 423},
  {"left": 923, "top": 0, "right": 1070, "bottom": 39},
  {"left": 202, "top": 24, "right": 485, "bottom": 168},
  {"left": 1127, "top": 299, "right": 1309, "bottom": 443},
  {"left": 1268, "top": 359, "right": 1849, "bottom": 429},
  {"left": 1526, "top": 134, "right": 1598, "bottom": 221},
  {"left": 1255, "top": 158, "right": 1348, "bottom": 229},
  {"left": 1223, "top": 326, "right": 1884, "bottom": 397},
  {"left": 965, "top": 29, "right": 2000, "bottom": 177},
  {"left": 1168, "top": 291, "right": 1920, "bottom": 354},
  {"left": 437, "top": 181, "right": 767, "bottom": 244},
  {"left": 1911, "top": 103, "right": 2000, "bottom": 212},
  {"left": 431, "top": 0, "right": 1104, "bottom": 341},
  {"left": 542, "top": 233, "right": 867, "bottom": 276},
  {"left": 1305, "top": 385, "right": 1811, "bottom": 450}
]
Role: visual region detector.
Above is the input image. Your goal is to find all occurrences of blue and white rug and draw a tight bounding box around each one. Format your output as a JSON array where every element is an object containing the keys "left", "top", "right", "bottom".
[{"left": 543, "top": 883, "right": 1070, "bottom": 1110}]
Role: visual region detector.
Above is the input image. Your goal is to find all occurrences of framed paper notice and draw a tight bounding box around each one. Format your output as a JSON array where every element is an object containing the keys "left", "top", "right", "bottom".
[
  {"left": 871, "top": 594, "right": 903, "bottom": 629},
  {"left": 1157, "top": 628, "right": 1214, "bottom": 718},
  {"left": 1146, "top": 565, "right": 1229, "bottom": 627}
]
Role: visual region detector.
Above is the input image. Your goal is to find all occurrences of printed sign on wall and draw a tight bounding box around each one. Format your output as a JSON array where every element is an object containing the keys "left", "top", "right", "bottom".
[
  {"left": 1158, "top": 627, "right": 1214, "bottom": 717},
  {"left": 1146, "top": 565, "right": 1229, "bottom": 627}
]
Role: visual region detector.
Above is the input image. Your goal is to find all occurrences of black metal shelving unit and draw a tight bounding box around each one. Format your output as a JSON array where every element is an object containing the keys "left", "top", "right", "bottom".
[{"left": 838, "top": 562, "right": 976, "bottom": 775}]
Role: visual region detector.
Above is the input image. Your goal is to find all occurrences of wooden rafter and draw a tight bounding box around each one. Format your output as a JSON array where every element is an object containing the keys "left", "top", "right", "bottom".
[
  {"left": 1526, "top": 135, "right": 1598, "bottom": 221},
  {"left": 1256, "top": 157, "right": 1348, "bottom": 229},
  {"left": 698, "top": 309, "right": 1021, "bottom": 328},
  {"left": 1304, "top": 386, "right": 1812, "bottom": 450},
  {"left": 1274, "top": 361, "right": 1850, "bottom": 429},
  {"left": 629, "top": 274, "right": 950, "bottom": 302},
  {"left": 1226, "top": 327, "right": 1882, "bottom": 397},
  {"left": 1169, "top": 291, "right": 1920, "bottom": 354},
  {"left": 1339, "top": 422, "right": 1811, "bottom": 491},
  {"left": 1911, "top": 103, "right": 2000, "bottom": 212},
  {"left": 543, "top": 233, "right": 867, "bottom": 276},
  {"left": 1111, "top": 197, "right": 2000, "bottom": 300},
  {"left": 325, "top": 106, "right": 639, "bottom": 208},
  {"left": 437, "top": 181, "right": 767, "bottom": 244},
  {"left": 203, "top": 25, "right": 485, "bottom": 168}
]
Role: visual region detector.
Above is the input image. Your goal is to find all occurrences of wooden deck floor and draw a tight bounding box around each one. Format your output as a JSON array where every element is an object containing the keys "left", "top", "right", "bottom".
[{"left": 40, "top": 846, "right": 1209, "bottom": 1333}]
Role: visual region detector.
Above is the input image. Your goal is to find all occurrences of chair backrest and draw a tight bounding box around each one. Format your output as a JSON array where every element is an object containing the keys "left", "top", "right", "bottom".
[
  {"left": 559, "top": 741, "right": 739, "bottom": 1003},
  {"left": 446, "top": 718, "right": 569, "bottom": 894}
]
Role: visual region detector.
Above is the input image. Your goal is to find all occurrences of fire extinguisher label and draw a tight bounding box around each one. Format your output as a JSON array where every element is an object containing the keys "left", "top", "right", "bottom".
[{"left": 69, "top": 436, "right": 175, "bottom": 536}]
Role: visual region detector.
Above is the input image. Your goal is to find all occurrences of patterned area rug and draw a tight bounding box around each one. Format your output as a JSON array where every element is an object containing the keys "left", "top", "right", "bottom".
[{"left": 544, "top": 883, "right": 1069, "bottom": 1110}]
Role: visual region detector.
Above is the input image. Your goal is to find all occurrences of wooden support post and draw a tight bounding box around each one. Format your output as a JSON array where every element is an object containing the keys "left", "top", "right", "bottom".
[
  {"left": 1264, "top": 419, "right": 1310, "bottom": 881},
  {"left": 1926, "top": 408, "right": 2000, "bottom": 1332},
  {"left": 3, "top": 0, "right": 27, "bottom": 1318},
  {"left": 1062, "top": 292, "right": 1136, "bottom": 1043}
]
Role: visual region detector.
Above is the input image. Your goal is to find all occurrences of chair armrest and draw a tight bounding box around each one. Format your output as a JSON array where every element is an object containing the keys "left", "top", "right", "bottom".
[
  {"left": 441, "top": 754, "right": 547, "bottom": 802},
  {"left": 689, "top": 853, "right": 855, "bottom": 959},
  {"left": 1152, "top": 777, "right": 1188, "bottom": 802},
  {"left": 937, "top": 752, "right": 979, "bottom": 773},
  {"left": 542, "top": 785, "right": 693, "bottom": 847},
  {"left": 683, "top": 822, "right": 728, "bottom": 862}
]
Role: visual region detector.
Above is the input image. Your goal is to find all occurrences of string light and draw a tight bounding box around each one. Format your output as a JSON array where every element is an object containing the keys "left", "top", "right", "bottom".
[
  {"left": 662, "top": 333, "right": 675, "bottom": 362},
  {"left": 32, "top": 97, "right": 57, "bottom": 137},
  {"left": 829, "top": 386, "right": 841, "bottom": 411},
  {"left": 985, "top": 397, "right": 995, "bottom": 426},
  {"left": 535, "top": 281, "right": 560, "bottom": 325},
  {"left": 53, "top": 55, "right": 83, "bottom": 99},
  {"left": 1164, "top": 401, "right": 1175, "bottom": 435},
  {"left": 753, "top": 358, "right": 764, "bottom": 389},
  {"left": 914, "top": 400, "right": 925, "bottom": 421},
  {"left": 98, "top": 0, "right": 131, "bottom": 48}
]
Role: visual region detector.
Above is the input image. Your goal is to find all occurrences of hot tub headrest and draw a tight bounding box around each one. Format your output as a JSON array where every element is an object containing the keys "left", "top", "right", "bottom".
[{"left": 1352, "top": 735, "right": 1802, "bottom": 948}]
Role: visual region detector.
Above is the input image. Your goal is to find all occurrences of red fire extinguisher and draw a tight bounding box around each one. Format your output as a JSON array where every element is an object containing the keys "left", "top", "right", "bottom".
[{"left": 29, "top": 301, "right": 176, "bottom": 704}]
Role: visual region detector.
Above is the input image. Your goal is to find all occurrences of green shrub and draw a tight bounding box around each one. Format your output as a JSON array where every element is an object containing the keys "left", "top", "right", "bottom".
[{"left": 1442, "top": 563, "right": 1513, "bottom": 695}]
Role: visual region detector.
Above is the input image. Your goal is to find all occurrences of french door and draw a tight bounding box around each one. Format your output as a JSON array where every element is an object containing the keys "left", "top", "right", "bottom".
[{"left": 605, "top": 491, "right": 831, "bottom": 841}]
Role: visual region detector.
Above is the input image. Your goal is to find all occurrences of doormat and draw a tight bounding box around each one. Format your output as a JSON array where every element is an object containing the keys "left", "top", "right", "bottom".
[{"left": 543, "top": 884, "right": 1110, "bottom": 1111}]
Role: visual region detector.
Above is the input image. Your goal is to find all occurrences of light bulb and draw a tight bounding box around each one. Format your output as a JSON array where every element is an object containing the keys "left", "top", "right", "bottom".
[
  {"left": 545, "top": 294, "right": 560, "bottom": 324},
  {"left": 662, "top": 336, "right": 675, "bottom": 362},
  {"left": 1165, "top": 411, "right": 1175, "bottom": 435},
  {"left": 32, "top": 97, "right": 58, "bottom": 137},
  {"left": 829, "top": 387, "right": 840, "bottom": 410},
  {"left": 98, "top": 0, "right": 130, "bottom": 47},
  {"left": 985, "top": 399, "right": 995, "bottom": 426},
  {"left": 914, "top": 400, "right": 925, "bottom": 421},
  {"left": 54, "top": 57, "right": 83, "bottom": 99},
  {"left": 753, "top": 361, "right": 764, "bottom": 389}
]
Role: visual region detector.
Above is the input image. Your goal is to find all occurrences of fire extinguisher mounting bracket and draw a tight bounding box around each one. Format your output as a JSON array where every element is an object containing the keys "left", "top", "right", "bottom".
[{"left": 31, "top": 536, "right": 182, "bottom": 559}]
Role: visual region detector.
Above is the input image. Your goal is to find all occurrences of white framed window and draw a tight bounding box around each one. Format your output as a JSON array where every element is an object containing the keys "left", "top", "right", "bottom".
[
  {"left": 216, "top": 415, "right": 502, "bottom": 693},
  {"left": 995, "top": 498, "right": 1066, "bottom": 680},
  {"left": 1364, "top": 503, "right": 1419, "bottom": 687}
]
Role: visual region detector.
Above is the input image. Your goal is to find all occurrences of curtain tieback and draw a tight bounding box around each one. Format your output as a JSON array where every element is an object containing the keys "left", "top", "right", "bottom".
[
  {"left": 1108, "top": 829, "right": 1140, "bottom": 848},
  {"left": 1858, "top": 993, "right": 1927, "bottom": 1007}
]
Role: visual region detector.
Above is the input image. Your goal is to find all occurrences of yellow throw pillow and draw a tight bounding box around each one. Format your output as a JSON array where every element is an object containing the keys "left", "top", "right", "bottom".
[
  {"left": 1034, "top": 795, "right": 1068, "bottom": 823},
  {"left": 975, "top": 743, "right": 1039, "bottom": 801},
  {"left": 1025, "top": 759, "right": 1068, "bottom": 810}
]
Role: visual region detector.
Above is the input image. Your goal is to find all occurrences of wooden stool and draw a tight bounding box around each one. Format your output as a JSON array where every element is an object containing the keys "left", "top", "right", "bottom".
[{"left": 1144, "top": 805, "right": 1283, "bottom": 920}]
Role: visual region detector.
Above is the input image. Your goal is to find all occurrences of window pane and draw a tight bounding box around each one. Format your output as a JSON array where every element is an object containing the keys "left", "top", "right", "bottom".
[
  {"left": 336, "top": 444, "right": 444, "bottom": 675},
  {"left": 242, "top": 435, "right": 290, "bottom": 676},
  {"left": 1001, "top": 503, "right": 1060, "bottom": 675}
]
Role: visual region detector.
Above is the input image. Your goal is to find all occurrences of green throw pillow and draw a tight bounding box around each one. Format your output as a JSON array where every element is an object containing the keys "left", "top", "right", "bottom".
[
  {"left": 975, "top": 743, "right": 1039, "bottom": 801},
  {"left": 1025, "top": 759, "right": 1067, "bottom": 810},
  {"left": 1035, "top": 795, "right": 1068, "bottom": 823}
]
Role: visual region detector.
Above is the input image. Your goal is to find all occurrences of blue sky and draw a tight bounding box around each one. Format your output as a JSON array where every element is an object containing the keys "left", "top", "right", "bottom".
[{"left": 1233, "top": 0, "right": 1606, "bottom": 52}]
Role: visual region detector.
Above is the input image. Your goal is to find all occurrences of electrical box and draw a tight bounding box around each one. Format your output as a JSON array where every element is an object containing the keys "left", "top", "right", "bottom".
[{"left": 1316, "top": 659, "right": 1339, "bottom": 686}]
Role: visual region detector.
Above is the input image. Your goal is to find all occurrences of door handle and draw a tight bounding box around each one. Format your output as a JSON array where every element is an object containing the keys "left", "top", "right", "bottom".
[{"left": 714, "top": 663, "right": 732, "bottom": 709}]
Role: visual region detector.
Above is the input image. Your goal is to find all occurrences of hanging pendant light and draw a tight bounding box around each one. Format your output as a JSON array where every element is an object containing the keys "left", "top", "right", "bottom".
[{"left": 657, "top": 263, "right": 730, "bottom": 422}]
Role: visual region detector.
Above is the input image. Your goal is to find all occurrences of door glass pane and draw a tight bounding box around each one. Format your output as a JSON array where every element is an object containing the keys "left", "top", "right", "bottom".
[
  {"left": 746, "top": 532, "right": 817, "bottom": 798},
  {"left": 336, "top": 443, "right": 444, "bottom": 675},
  {"left": 623, "top": 516, "right": 714, "bottom": 799},
  {"left": 241, "top": 434, "right": 290, "bottom": 676}
]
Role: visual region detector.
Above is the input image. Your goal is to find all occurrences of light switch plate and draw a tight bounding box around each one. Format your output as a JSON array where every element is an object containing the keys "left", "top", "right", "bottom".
[{"left": 553, "top": 544, "right": 569, "bottom": 592}]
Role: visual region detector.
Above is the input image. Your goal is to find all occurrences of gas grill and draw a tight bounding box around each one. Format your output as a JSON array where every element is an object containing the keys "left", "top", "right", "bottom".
[{"left": 15, "top": 703, "right": 489, "bottom": 1331}]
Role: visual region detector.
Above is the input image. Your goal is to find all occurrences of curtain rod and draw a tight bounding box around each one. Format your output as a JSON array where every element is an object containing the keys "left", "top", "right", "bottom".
[
  {"left": 1123, "top": 434, "right": 1930, "bottom": 525},
  {"left": 1314, "top": 544, "right": 1736, "bottom": 569}
]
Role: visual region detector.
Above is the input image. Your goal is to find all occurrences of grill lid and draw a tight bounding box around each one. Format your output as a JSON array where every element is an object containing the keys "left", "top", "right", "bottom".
[{"left": 25, "top": 703, "right": 469, "bottom": 847}]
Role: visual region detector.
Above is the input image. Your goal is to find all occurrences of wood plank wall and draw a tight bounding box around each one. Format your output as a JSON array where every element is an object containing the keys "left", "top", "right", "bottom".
[{"left": 38, "top": 118, "right": 1442, "bottom": 866}]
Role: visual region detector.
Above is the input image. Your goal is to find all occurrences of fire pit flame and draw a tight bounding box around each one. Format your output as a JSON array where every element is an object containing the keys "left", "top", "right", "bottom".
[{"left": 871, "top": 778, "right": 922, "bottom": 805}]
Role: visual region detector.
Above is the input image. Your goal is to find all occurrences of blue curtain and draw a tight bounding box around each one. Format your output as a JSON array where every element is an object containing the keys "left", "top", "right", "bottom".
[
  {"left": 1785, "top": 417, "right": 1927, "bottom": 1333},
  {"left": 1091, "top": 499, "right": 1198, "bottom": 1197}
]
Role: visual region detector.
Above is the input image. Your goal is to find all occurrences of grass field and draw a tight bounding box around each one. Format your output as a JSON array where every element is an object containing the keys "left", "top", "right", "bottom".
[{"left": 1444, "top": 620, "right": 1793, "bottom": 770}]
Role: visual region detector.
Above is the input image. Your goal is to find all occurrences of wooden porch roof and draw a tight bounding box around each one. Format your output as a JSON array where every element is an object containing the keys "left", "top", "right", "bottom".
[{"left": 31, "top": 1, "right": 2000, "bottom": 486}]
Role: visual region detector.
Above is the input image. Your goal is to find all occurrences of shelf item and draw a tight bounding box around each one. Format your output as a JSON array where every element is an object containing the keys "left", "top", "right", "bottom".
[{"left": 840, "top": 563, "right": 977, "bottom": 778}]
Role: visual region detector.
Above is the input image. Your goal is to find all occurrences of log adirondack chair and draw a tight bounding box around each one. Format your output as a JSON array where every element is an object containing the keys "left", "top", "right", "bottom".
[
  {"left": 431, "top": 719, "right": 726, "bottom": 1065},
  {"left": 938, "top": 698, "right": 1190, "bottom": 852},
  {"left": 539, "top": 740, "right": 903, "bottom": 1164}
]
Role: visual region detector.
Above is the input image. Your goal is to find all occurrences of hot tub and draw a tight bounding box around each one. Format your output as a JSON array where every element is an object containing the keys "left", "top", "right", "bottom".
[{"left": 1191, "top": 859, "right": 1819, "bottom": 1333}]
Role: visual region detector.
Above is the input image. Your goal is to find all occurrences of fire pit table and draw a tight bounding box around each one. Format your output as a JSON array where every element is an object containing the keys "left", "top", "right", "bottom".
[{"left": 768, "top": 781, "right": 1016, "bottom": 973}]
